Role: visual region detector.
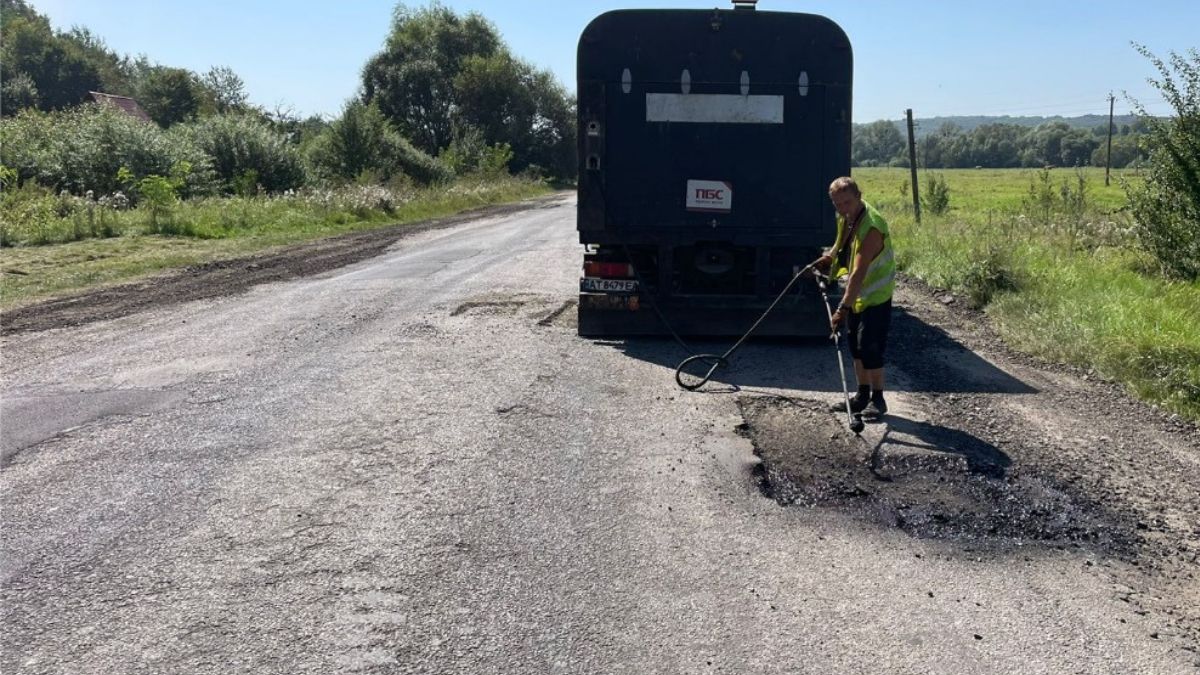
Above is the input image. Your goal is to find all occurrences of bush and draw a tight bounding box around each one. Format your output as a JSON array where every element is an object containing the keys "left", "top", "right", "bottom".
[
  {"left": 306, "top": 100, "right": 453, "bottom": 186},
  {"left": 439, "top": 125, "right": 513, "bottom": 177},
  {"left": 1126, "top": 47, "right": 1200, "bottom": 280},
  {"left": 921, "top": 172, "right": 951, "bottom": 215},
  {"left": 0, "top": 104, "right": 216, "bottom": 198},
  {"left": 1023, "top": 167, "right": 1058, "bottom": 228},
  {"left": 961, "top": 242, "right": 1019, "bottom": 307},
  {"left": 171, "top": 113, "right": 306, "bottom": 194}
]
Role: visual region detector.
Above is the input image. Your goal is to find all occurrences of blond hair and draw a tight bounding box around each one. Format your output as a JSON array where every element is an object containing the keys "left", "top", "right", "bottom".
[{"left": 828, "top": 176, "right": 861, "bottom": 197}]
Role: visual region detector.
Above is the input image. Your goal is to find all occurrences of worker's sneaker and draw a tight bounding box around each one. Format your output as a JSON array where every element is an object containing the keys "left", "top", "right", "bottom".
[{"left": 863, "top": 397, "right": 888, "bottom": 418}]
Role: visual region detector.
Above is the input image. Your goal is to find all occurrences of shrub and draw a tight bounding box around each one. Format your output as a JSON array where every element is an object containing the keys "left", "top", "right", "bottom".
[
  {"left": 1023, "top": 167, "right": 1057, "bottom": 227},
  {"left": 306, "top": 100, "right": 453, "bottom": 186},
  {"left": 0, "top": 104, "right": 216, "bottom": 197},
  {"left": 1126, "top": 46, "right": 1200, "bottom": 280},
  {"left": 961, "top": 242, "right": 1019, "bottom": 307},
  {"left": 171, "top": 113, "right": 306, "bottom": 194},
  {"left": 439, "top": 125, "right": 513, "bottom": 177},
  {"left": 921, "top": 172, "right": 951, "bottom": 215},
  {"left": 136, "top": 166, "right": 184, "bottom": 233},
  {"left": 0, "top": 179, "right": 54, "bottom": 246}
]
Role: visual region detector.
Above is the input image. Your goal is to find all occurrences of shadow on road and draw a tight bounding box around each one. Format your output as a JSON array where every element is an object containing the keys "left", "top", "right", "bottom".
[
  {"left": 599, "top": 305, "right": 1038, "bottom": 395},
  {"left": 870, "top": 414, "right": 1012, "bottom": 478}
]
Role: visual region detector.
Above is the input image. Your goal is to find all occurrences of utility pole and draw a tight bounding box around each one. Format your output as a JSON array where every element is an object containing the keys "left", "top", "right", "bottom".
[
  {"left": 906, "top": 108, "right": 921, "bottom": 223},
  {"left": 1105, "top": 92, "right": 1115, "bottom": 186}
]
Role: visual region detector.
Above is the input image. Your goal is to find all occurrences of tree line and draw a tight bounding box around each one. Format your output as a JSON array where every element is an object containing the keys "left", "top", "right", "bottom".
[
  {"left": 0, "top": 0, "right": 577, "bottom": 188},
  {"left": 852, "top": 118, "right": 1150, "bottom": 170}
]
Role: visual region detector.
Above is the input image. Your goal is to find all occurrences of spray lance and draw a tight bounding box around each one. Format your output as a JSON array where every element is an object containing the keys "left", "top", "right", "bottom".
[{"left": 672, "top": 259, "right": 865, "bottom": 436}]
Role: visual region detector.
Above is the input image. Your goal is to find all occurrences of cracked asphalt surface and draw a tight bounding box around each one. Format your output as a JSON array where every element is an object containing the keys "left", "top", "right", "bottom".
[{"left": 2, "top": 192, "right": 1198, "bottom": 673}]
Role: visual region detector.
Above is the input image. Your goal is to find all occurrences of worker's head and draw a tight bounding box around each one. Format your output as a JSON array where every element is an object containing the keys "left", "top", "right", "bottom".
[{"left": 828, "top": 176, "right": 863, "bottom": 219}]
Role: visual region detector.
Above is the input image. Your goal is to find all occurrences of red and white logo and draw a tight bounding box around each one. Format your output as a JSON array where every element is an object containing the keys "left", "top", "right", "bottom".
[{"left": 686, "top": 179, "right": 732, "bottom": 213}]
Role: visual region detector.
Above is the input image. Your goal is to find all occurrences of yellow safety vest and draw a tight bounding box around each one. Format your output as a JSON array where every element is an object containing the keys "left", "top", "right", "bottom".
[{"left": 829, "top": 200, "right": 895, "bottom": 313}]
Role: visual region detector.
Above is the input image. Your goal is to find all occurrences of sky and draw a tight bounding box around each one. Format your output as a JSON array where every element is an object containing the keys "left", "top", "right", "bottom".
[{"left": 29, "top": 0, "right": 1197, "bottom": 123}]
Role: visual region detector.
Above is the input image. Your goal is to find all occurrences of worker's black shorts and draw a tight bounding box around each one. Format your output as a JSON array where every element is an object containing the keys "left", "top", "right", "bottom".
[{"left": 847, "top": 298, "right": 892, "bottom": 370}]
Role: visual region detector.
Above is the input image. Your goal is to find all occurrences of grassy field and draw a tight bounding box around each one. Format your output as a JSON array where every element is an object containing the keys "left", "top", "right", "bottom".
[
  {"left": 853, "top": 166, "right": 1200, "bottom": 422},
  {"left": 0, "top": 177, "right": 552, "bottom": 309}
]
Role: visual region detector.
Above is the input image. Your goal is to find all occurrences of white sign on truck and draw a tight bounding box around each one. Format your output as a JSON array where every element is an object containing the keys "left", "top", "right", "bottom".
[{"left": 686, "top": 179, "right": 733, "bottom": 213}]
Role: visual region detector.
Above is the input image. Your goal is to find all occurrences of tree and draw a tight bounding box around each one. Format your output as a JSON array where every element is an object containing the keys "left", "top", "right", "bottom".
[
  {"left": 1126, "top": 46, "right": 1200, "bottom": 280},
  {"left": 62, "top": 27, "right": 138, "bottom": 96},
  {"left": 1019, "top": 122, "right": 1071, "bottom": 167},
  {"left": 1057, "top": 128, "right": 1099, "bottom": 167},
  {"left": 919, "top": 123, "right": 965, "bottom": 168},
  {"left": 1, "top": 71, "right": 39, "bottom": 111},
  {"left": 0, "top": 7, "right": 101, "bottom": 114},
  {"left": 360, "top": 2, "right": 574, "bottom": 178},
  {"left": 361, "top": 3, "right": 501, "bottom": 154},
  {"left": 852, "top": 120, "right": 904, "bottom": 166},
  {"left": 967, "top": 123, "right": 1023, "bottom": 168},
  {"left": 138, "top": 67, "right": 202, "bottom": 127},
  {"left": 1090, "top": 134, "right": 1143, "bottom": 168},
  {"left": 521, "top": 69, "right": 576, "bottom": 178},
  {"left": 200, "top": 66, "right": 249, "bottom": 113},
  {"left": 453, "top": 52, "right": 575, "bottom": 176}
]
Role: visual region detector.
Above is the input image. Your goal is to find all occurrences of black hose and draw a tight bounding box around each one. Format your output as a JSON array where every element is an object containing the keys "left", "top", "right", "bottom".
[{"left": 672, "top": 259, "right": 824, "bottom": 391}]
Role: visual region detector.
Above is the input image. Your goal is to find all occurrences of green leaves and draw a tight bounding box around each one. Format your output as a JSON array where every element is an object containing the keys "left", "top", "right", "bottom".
[
  {"left": 361, "top": 3, "right": 574, "bottom": 179},
  {"left": 173, "top": 113, "right": 306, "bottom": 194},
  {"left": 0, "top": 104, "right": 215, "bottom": 197},
  {"left": 305, "top": 100, "right": 452, "bottom": 186},
  {"left": 852, "top": 120, "right": 905, "bottom": 167},
  {"left": 1126, "top": 46, "right": 1200, "bottom": 280},
  {"left": 921, "top": 173, "right": 951, "bottom": 215}
]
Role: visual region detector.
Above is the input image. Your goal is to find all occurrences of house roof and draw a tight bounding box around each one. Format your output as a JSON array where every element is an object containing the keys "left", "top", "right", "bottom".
[{"left": 88, "top": 91, "right": 153, "bottom": 123}]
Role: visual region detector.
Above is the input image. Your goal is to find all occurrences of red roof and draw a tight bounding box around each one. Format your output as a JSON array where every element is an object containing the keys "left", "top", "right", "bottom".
[{"left": 88, "top": 91, "right": 153, "bottom": 123}]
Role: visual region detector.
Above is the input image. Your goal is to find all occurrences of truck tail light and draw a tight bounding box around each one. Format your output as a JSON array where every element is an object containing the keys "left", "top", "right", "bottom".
[{"left": 583, "top": 261, "right": 635, "bottom": 278}]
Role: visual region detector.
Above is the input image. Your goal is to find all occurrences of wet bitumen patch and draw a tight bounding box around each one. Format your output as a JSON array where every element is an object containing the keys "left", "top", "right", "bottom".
[{"left": 738, "top": 395, "right": 1138, "bottom": 556}]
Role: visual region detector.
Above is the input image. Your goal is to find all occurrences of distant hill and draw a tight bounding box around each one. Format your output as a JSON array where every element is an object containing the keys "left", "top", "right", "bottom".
[{"left": 869, "top": 114, "right": 1143, "bottom": 139}]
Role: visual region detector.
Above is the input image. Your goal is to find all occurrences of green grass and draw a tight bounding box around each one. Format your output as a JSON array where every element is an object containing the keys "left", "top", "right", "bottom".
[
  {"left": 0, "top": 177, "right": 552, "bottom": 309},
  {"left": 858, "top": 166, "right": 1140, "bottom": 214},
  {"left": 853, "top": 166, "right": 1200, "bottom": 422}
]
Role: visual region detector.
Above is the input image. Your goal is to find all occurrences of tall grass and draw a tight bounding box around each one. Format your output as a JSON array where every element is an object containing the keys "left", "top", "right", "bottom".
[
  {"left": 0, "top": 176, "right": 551, "bottom": 308},
  {"left": 854, "top": 167, "right": 1200, "bottom": 421}
]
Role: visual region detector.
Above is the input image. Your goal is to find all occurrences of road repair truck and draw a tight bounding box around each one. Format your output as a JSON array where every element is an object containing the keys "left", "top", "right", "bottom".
[{"left": 576, "top": 1, "right": 852, "bottom": 336}]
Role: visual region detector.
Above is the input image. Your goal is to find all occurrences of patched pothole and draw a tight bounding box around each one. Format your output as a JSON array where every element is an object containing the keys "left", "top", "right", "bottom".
[{"left": 738, "top": 396, "right": 1135, "bottom": 553}]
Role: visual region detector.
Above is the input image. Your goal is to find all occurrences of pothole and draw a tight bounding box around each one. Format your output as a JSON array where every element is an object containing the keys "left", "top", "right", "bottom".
[
  {"left": 451, "top": 299, "right": 528, "bottom": 317},
  {"left": 397, "top": 322, "right": 439, "bottom": 338},
  {"left": 738, "top": 396, "right": 1135, "bottom": 553},
  {"left": 537, "top": 299, "right": 577, "bottom": 328}
]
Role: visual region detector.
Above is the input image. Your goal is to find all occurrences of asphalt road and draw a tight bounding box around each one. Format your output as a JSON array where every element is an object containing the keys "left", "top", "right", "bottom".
[{"left": 2, "top": 193, "right": 1196, "bottom": 674}]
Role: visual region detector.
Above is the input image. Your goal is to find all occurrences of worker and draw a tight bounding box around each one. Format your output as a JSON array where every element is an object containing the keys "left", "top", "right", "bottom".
[{"left": 817, "top": 176, "right": 896, "bottom": 418}]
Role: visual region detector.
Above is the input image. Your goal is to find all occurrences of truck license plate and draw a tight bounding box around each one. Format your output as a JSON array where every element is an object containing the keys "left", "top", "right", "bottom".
[{"left": 580, "top": 277, "right": 638, "bottom": 293}]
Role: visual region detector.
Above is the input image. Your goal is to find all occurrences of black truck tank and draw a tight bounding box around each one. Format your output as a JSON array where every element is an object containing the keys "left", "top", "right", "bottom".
[{"left": 576, "top": 6, "right": 852, "bottom": 336}]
